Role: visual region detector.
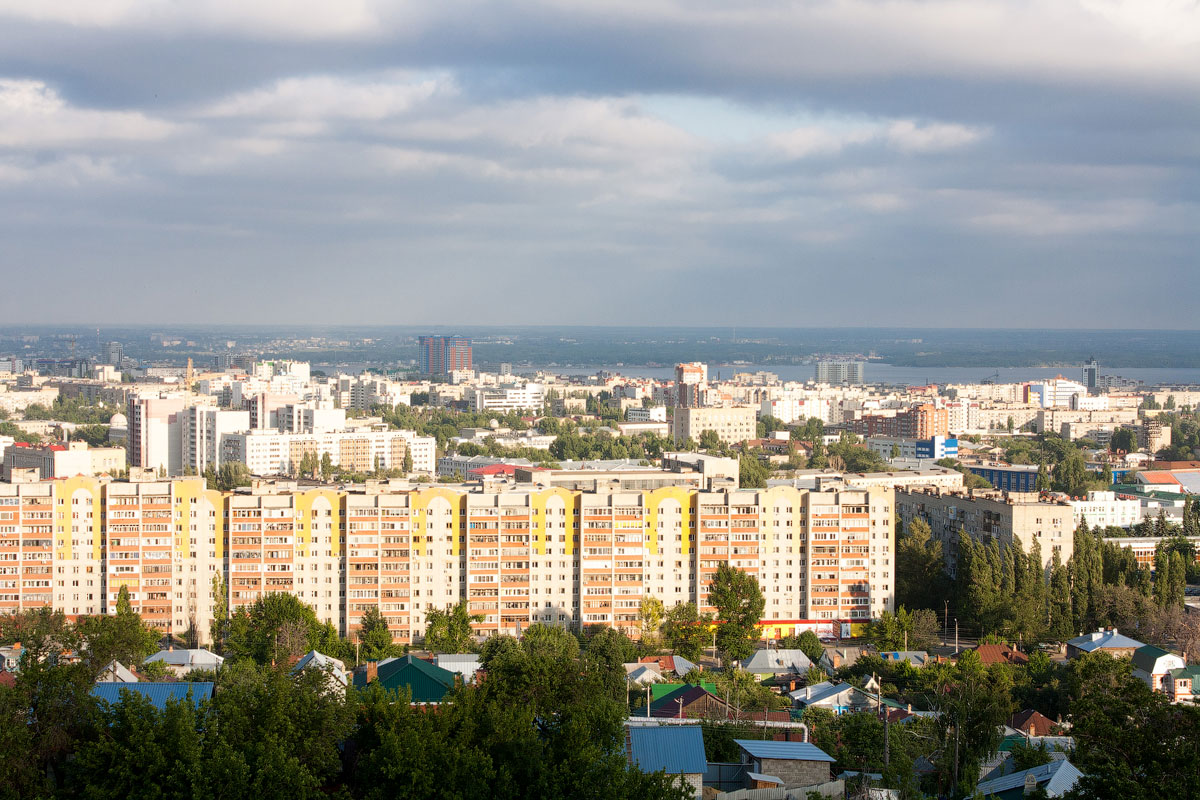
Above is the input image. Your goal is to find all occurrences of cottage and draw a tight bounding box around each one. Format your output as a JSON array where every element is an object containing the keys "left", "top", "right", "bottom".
[
  {"left": 1167, "top": 665, "right": 1200, "bottom": 704},
  {"left": 1132, "top": 645, "right": 1186, "bottom": 693},
  {"left": 789, "top": 679, "right": 881, "bottom": 715},
  {"left": 92, "top": 682, "right": 214, "bottom": 709},
  {"left": 974, "top": 759, "right": 1082, "bottom": 799},
  {"left": 352, "top": 655, "right": 457, "bottom": 703},
  {"left": 878, "top": 651, "right": 930, "bottom": 668},
  {"left": 973, "top": 643, "right": 1029, "bottom": 667},
  {"left": 95, "top": 660, "right": 140, "bottom": 683},
  {"left": 626, "top": 725, "right": 707, "bottom": 799},
  {"left": 1008, "top": 709, "right": 1055, "bottom": 737},
  {"left": 142, "top": 648, "right": 224, "bottom": 678},
  {"left": 1066, "top": 628, "right": 1144, "bottom": 660},
  {"left": 291, "top": 650, "right": 348, "bottom": 692},
  {"left": 734, "top": 739, "right": 836, "bottom": 789},
  {"left": 742, "top": 648, "right": 812, "bottom": 676}
]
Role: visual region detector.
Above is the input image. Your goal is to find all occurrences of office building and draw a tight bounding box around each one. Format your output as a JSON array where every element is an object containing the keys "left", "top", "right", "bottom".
[
  {"left": 965, "top": 463, "right": 1040, "bottom": 493},
  {"left": 418, "top": 335, "right": 472, "bottom": 376},
  {"left": 0, "top": 478, "right": 895, "bottom": 645},
  {"left": 865, "top": 436, "right": 957, "bottom": 462},
  {"left": 2, "top": 441, "right": 126, "bottom": 481},
  {"left": 1083, "top": 358, "right": 1099, "bottom": 392},
  {"left": 468, "top": 383, "right": 545, "bottom": 412},
  {"left": 1068, "top": 491, "right": 1142, "bottom": 529},
  {"left": 815, "top": 361, "right": 865, "bottom": 385},
  {"left": 104, "top": 341, "right": 124, "bottom": 367}
]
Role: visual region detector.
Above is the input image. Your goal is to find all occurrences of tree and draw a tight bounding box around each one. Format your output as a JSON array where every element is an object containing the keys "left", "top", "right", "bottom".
[
  {"left": 422, "top": 600, "right": 482, "bottom": 653},
  {"left": 896, "top": 518, "right": 948, "bottom": 611},
  {"left": 402, "top": 450, "right": 413, "bottom": 474},
  {"left": 224, "top": 594, "right": 332, "bottom": 664},
  {"left": 75, "top": 589, "right": 162, "bottom": 675},
  {"left": 210, "top": 573, "right": 228, "bottom": 652},
  {"left": 357, "top": 606, "right": 397, "bottom": 663},
  {"left": 738, "top": 453, "right": 770, "bottom": 489},
  {"left": 638, "top": 596, "right": 665, "bottom": 642},
  {"left": 698, "top": 430, "right": 722, "bottom": 451},
  {"left": 663, "top": 602, "right": 712, "bottom": 662},
  {"left": 796, "top": 630, "right": 824, "bottom": 664},
  {"left": 1109, "top": 427, "right": 1137, "bottom": 454},
  {"left": 865, "top": 607, "right": 940, "bottom": 653},
  {"left": 708, "top": 562, "right": 765, "bottom": 664},
  {"left": 207, "top": 461, "right": 252, "bottom": 491},
  {"left": 298, "top": 451, "right": 319, "bottom": 477},
  {"left": 319, "top": 453, "right": 334, "bottom": 481}
]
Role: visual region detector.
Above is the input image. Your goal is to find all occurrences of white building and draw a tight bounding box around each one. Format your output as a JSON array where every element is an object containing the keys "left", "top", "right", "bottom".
[
  {"left": 1026, "top": 378, "right": 1087, "bottom": 409},
  {"left": 1069, "top": 491, "right": 1142, "bottom": 529},
  {"left": 221, "top": 428, "right": 435, "bottom": 475},
  {"left": 182, "top": 408, "right": 252, "bottom": 474},
  {"left": 672, "top": 406, "right": 757, "bottom": 445},
  {"left": 469, "top": 383, "right": 545, "bottom": 412},
  {"left": 627, "top": 406, "right": 668, "bottom": 423},
  {"left": 2, "top": 441, "right": 126, "bottom": 480}
]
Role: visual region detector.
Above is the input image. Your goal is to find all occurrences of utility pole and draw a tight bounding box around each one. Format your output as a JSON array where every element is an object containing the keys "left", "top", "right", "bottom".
[
  {"left": 646, "top": 685, "right": 651, "bottom": 718},
  {"left": 884, "top": 711, "right": 890, "bottom": 768},
  {"left": 944, "top": 600, "right": 949, "bottom": 647},
  {"left": 953, "top": 715, "right": 960, "bottom": 794},
  {"left": 955, "top": 619, "right": 959, "bottom": 654}
]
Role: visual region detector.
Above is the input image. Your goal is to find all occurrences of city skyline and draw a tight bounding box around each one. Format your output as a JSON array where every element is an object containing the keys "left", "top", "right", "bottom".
[{"left": 0, "top": 2, "right": 1197, "bottom": 327}]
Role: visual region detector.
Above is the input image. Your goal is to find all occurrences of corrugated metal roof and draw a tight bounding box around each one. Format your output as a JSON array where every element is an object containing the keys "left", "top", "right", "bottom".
[
  {"left": 743, "top": 649, "right": 812, "bottom": 674},
  {"left": 735, "top": 739, "right": 835, "bottom": 763},
  {"left": 975, "top": 759, "right": 1081, "bottom": 798},
  {"left": 91, "top": 682, "right": 213, "bottom": 709},
  {"left": 627, "top": 726, "right": 707, "bottom": 774},
  {"left": 353, "top": 655, "right": 456, "bottom": 702},
  {"left": 1067, "top": 629, "right": 1145, "bottom": 652},
  {"left": 143, "top": 649, "right": 224, "bottom": 668}
]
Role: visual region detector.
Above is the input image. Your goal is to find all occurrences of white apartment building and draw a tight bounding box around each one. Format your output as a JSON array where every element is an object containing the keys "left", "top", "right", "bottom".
[
  {"left": 627, "top": 406, "right": 668, "bottom": 423},
  {"left": 182, "top": 408, "right": 252, "bottom": 474},
  {"left": 1069, "top": 491, "right": 1143, "bottom": 529},
  {"left": 2, "top": 441, "right": 125, "bottom": 481},
  {"left": 672, "top": 406, "right": 757, "bottom": 445},
  {"left": 128, "top": 395, "right": 187, "bottom": 475},
  {"left": 760, "top": 395, "right": 833, "bottom": 425},
  {"left": 221, "top": 428, "right": 436, "bottom": 475},
  {"left": 469, "top": 383, "right": 546, "bottom": 412}
]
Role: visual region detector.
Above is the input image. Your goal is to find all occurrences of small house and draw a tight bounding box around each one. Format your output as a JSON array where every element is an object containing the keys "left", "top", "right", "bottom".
[
  {"left": 1066, "top": 628, "right": 1144, "bottom": 660},
  {"left": 352, "top": 655, "right": 457, "bottom": 703},
  {"left": 974, "top": 759, "right": 1082, "bottom": 799},
  {"left": 95, "top": 660, "right": 140, "bottom": 683},
  {"left": 92, "top": 682, "right": 214, "bottom": 709},
  {"left": 1132, "top": 645, "right": 1186, "bottom": 693},
  {"left": 143, "top": 648, "right": 224, "bottom": 677},
  {"left": 626, "top": 725, "right": 707, "bottom": 799},
  {"left": 734, "top": 739, "right": 836, "bottom": 789},
  {"left": 973, "top": 643, "right": 1029, "bottom": 667}
]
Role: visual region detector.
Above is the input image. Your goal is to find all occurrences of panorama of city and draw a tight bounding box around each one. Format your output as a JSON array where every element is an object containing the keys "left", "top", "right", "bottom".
[{"left": 3, "top": 3, "right": 1198, "bottom": 799}]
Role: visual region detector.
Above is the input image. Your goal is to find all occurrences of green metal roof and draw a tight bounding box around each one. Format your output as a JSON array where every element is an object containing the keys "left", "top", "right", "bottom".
[
  {"left": 1132, "top": 644, "right": 1173, "bottom": 673},
  {"left": 353, "top": 655, "right": 457, "bottom": 703},
  {"left": 650, "top": 682, "right": 717, "bottom": 701}
]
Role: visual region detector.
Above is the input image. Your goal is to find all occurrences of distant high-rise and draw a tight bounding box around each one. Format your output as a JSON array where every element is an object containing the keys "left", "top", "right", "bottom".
[
  {"left": 104, "top": 341, "right": 124, "bottom": 367},
  {"left": 674, "top": 362, "right": 708, "bottom": 407},
  {"left": 418, "top": 335, "right": 472, "bottom": 376},
  {"left": 815, "top": 360, "right": 865, "bottom": 385},
  {"left": 1083, "top": 357, "right": 1099, "bottom": 391}
]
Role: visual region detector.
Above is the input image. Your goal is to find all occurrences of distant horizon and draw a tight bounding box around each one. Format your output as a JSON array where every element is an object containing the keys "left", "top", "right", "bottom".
[{"left": 4, "top": 324, "right": 1200, "bottom": 334}]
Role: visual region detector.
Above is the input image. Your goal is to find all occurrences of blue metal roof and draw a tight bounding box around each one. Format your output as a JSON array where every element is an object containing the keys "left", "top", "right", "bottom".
[
  {"left": 975, "top": 759, "right": 1082, "bottom": 798},
  {"left": 735, "top": 739, "right": 836, "bottom": 763},
  {"left": 628, "top": 726, "right": 707, "bottom": 774},
  {"left": 91, "top": 682, "right": 214, "bottom": 709}
]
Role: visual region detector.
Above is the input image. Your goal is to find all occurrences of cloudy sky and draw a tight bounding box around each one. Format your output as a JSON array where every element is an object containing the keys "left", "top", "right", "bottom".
[{"left": 1, "top": 1, "right": 1197, "bottom": 328}]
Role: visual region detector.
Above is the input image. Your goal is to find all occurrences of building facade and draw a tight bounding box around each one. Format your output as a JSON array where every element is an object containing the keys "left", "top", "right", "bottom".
[
  {"left": 814, "top": 361, "right": 865, "bottom": 385},
  {"left": 418, "top": 335, "right": 472, "bottom": 376},
  {"left": 672, "top": 406, "right": 757, "bottom": 446},
  {"left": 0, "top": 478, "right": 895, "bottom": 646}
]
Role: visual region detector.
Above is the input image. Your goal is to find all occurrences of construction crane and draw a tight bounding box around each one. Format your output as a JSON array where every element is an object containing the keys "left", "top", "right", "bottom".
[{"left": 981, "top": 372, "right": 1000, "bottom": 384}]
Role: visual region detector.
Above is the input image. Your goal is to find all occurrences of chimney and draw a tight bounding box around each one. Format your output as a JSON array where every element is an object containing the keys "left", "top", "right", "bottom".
[
  {"left": 367, "top": 661, "right": 378, "bottom": 684},
  {"left": 168, "top": 644, "right": 174, "bottom": 652},
  {"left": 11, "top": 642, "right": 20, "bottom": 651}
]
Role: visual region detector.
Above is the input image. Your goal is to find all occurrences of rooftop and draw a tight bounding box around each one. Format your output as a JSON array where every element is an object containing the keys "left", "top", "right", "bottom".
[
  {"left": 735, "top": 739, "right": 836, "bottom": 763},
  {"left": 627, "top": 725, "right": 707, "bottom": 775}
]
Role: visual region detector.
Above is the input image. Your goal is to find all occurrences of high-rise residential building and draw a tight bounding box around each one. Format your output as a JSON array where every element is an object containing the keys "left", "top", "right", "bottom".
[
  {"left": 815, "top": 360, "right": 865, "bottom": 385},
  {"left": 127, "top": 395, "right": 187, "bottom": 474},
  {"left": 104, "top": 341, "right": 124, "bottom": 367},
  {"left": 418, "top": 335, "right": 472, "bottom": 376},
  {"left": 674, "top": 362, "right": 708, "bottom": 408},
  {"left": 1083, "top": 357, "right": 1100, "bottom": 392},
  {"left": 0, "top": 478, "right": 897, "bottom": 645},
  {"left": 854, "top": 404, "right": 949, "bottom": 440}
]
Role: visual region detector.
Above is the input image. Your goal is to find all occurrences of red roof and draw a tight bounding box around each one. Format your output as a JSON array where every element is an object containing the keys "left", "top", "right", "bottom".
[
  {"left": 973, "top": 643, "right": 1029, "bottom": 666},
  {"left": 469, "top": 464, "right": 522, "bottom": 476},
  {"left": 1140, "top": 471, "right": 1183, "bottom": 485},
  {"left": 1010, "top": 709, "right": 1054, "bottom": 737}
]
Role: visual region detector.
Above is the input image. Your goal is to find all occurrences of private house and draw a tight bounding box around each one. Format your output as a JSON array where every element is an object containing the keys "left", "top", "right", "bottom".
[
  {"left": 973, "top": 643, "right": 1029, "bottom": 667},
  {"left": 96, "top": 660, "right": 140, "bottom": 683},
  {"left": 624, "top": 663, "right": 664, "bottom": 686},
  {"left": 625, "top": 725, "right": 707, "bottom": 799},
  {"left": 639, "top": 655, "right": 699, "bottom": 677},
  {"left": 1132, "top": 645, "right": 1186, "bottom": 693},
  {"left": 1008, "top": 710, "right": 1055, "bottom": 737},
  {"left": 1167, "top": 665, "right": 1200, "bottom": 704},
  {"left": 291, "top": 650, "right": 347, "bottom": 692},
  {"left": 92, "top": 682, "right": 215, "bottom": 709},
  {"left": 974, "top": 759, "right": 1082, "bottom": 799},
  {"left": 650, "top": 682, "right": 718, "bottom": 701},
  {"left": 142, "top": 648, "right": 224, "bottom": 678},
  {"left": 742, "top": 648, "right": 812, "bottom": 677},
  {"left": 878, "top": 651, "right": 931, "bottom": 668},
  {"left": 649, "top": 685, "right": 729, "bottom": 719},
  {"left": 352, "top": 655, "right": 457, "bottom": 703},
  {"left": 734, "top": 739, "right": 836, "bottom": 789},
  {"left": 435, "top": 654, "right": 482, "bottom": 683},
  {"left": 789, "top": 679, "right": 881, "bottom": 715},
  {"left": 1066, "top": 628, "right": 1144, "bottom": 660}
]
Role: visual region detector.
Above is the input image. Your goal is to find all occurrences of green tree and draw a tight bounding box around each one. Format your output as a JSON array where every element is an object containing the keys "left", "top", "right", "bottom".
[
  {"left": 738, "top": 453, "right": 770, "bottom": 488},
  {"left": 75, "top": 589, "right": 162, "bottom": 675},
  {"left": 210, "top": 573, "right": 228, "bottom": 653},
  {"left": 319, "top": 453, "right": 334, "bottom": 481},
  {"left": 1109, "top": 427, "right": 1137, "bottom": 454},
  {"left": 402, "top": 449, "right": 413, "bottom": 474},
  {"left": 224, "top": 594, "right": 332, "bottom": 664},
  {"left": 796, "top": 629, "right": 824, "bottom": 664},
  {"left": 708, "top": 562, "right": 765, "bottom": 664},
  {"left": 896, "top": 518, "right": 948, "bottom": 611},
  {"left": 422, "top": 600, "right": 482, "bottom": 653},
  {"left": 357, "top": 606, "right": 397, "bottom": 663},
  {"left": 638, "top": 595, "right": 665, "bottom": 642},
  {"left": 663, "top": 602, "right": 713, "bottom": 662}
]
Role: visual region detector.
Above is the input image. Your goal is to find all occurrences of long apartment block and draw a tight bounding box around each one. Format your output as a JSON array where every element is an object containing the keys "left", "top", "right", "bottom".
[{"left": 0, "top": 478, "right": 895, "bottom": 645}]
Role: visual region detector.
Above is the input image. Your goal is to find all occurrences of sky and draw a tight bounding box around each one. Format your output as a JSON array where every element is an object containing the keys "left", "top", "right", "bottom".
[{"left": 0, "top": 1, "right": 1197, "bottom": 328}]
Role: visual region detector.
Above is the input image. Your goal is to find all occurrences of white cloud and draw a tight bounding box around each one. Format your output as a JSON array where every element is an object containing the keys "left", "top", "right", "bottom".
[
  {"left": 886, "top": 120, "right": 986, "bottom": 153},
  {"left": 0, "top": 79, "right": 176, "bottom": 148},
  {"left": 766, "top": 117, "right": 987, "bottom": 160},
  {"left": 201, "top": 72, "right": 450, "bottom": 120}
]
